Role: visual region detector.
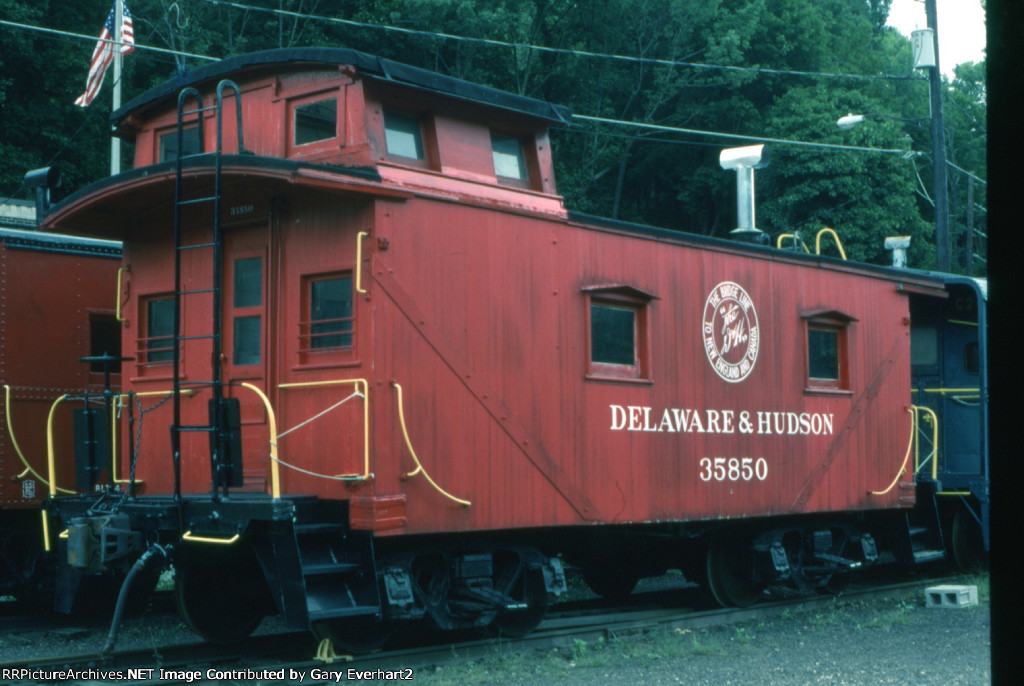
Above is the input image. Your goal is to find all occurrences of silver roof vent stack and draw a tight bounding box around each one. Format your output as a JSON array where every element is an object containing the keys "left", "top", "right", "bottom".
[
  {"left": 720, "top": 145, "right": 769, "bottom": 244},
  {"left": 885, "top": 235, "right": 912, "bottom": 268}
]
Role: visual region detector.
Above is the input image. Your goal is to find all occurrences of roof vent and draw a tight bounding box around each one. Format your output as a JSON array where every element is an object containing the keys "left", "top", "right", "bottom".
[
  {"left": 885, "top": 236, "right": 912, "bottom": 268},
  {"left": 719, "top": 145, "right": 769, "bottom": 245}
]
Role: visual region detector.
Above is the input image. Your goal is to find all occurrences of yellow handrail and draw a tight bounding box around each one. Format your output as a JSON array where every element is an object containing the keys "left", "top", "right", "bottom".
[
  {"left": 182, "top": 530, "right": 240, "bottom": 545},
  {"left": 912, "top": 404, "right": 939, "bottom": 481},
  {"left": 355, "top": 231, "right": 369, "bottom": 294},
  {"left": 870, "top": 407, "right": 914, "bottom": 496},
  {"left": 115, "top": 266, "right": 128, "bottom": 322},
  {"left": 392, "top": 381, "right": 471, "bottom": 507},
  {"left": 815, "top": 227, "right": 847, "bottom": 260},
  {"left": 45, "top": 394, "right": 70, "bottom": 498},
  {"left": 278, "top": 378, "right": 371, "bottom": 481},
  {"left": 4, "top": 385, "right": 75, "bottom": 493},
  {"left": 239, "top": 382, "right": 281, "bottom": 499},
  {"left": 776, "top": 233, "right": 810, "bottom": 252}
]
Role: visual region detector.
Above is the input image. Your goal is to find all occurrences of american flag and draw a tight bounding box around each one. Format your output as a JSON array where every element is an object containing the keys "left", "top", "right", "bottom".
[{"left": 74, "top": 2, "right": 135, "bottom": 107}]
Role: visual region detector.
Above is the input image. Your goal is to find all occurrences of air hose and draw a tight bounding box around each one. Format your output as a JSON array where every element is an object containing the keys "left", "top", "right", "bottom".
[{"left": 100, "top": 544, "right": 170, "bottom": 656}]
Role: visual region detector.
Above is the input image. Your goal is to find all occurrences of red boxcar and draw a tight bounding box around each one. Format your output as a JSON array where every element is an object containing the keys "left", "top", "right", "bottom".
[
  {"left": 41, "top": 49, "right": 953, "bottom": 648},
  {"left": 0, "top": 217, "right": 120, "bottom": 598}
]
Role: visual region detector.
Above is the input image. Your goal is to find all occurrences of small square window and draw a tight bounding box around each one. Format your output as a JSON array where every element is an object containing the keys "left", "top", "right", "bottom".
[
  {"left": 384, "top": 110, "right": 425, "bottom": 160},
  {"left": 802, "top": 311, "right": 853, "bottom": 393},
  {"left": 491, "top": 132, "right": 529, "bottom": 184},
  {"left": 159, "top": 127, "right": 201, "bottom": 162},
  {"left": 294, "top": 98, "right": 337, "bottom": 146},
  {"left": 584, "top": 285, "right": 655, "bottom": 382}
]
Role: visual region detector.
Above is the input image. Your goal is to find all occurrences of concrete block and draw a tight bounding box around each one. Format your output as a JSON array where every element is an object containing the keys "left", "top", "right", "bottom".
[{"left": 925, "top": 584, "right": 979, "bottom": 608}]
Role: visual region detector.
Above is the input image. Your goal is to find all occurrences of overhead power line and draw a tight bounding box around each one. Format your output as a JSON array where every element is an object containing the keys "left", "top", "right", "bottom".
[
  {"left": 194, "top": 0, "right": 920, "bottom": 83},
  {"left": 0, "top": 18, "right": 216, "bottom": 63},
  {"left": 568, "top": 115, "right": 920, "bottom": 156}
]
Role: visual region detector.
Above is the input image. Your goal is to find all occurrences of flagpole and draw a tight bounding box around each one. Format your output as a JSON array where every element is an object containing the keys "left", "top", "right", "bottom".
[{"left": 111, "top": 0, "right": 123, "bottom": 175}]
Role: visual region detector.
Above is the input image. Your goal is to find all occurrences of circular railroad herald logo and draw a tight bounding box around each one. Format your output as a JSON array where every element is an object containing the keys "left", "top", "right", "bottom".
[{"left": 702, "top": 281, "right": 760, "bottom": 383}]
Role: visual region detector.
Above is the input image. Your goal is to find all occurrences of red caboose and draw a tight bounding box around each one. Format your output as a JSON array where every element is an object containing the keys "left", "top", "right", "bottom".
[
  {"left": 0, "top": 205, "right": 121, "bottom": 599},
  {"left": 42, "top": 49, "right": 949, "bottom": 648}
]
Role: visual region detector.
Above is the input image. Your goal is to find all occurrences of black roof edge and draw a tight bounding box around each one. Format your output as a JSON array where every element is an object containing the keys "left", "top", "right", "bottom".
[
  {"left": 112, "top": 48, "right": 572, "bottom": 127},
  {"left": 1, "top": 226, "right": 121, "bottom": 257},
  {"left": 568, "top": 210, "right": 950, "bottom": 283},
  {"left": 48, "top": 155, "right": 382, "bottom": 220}
]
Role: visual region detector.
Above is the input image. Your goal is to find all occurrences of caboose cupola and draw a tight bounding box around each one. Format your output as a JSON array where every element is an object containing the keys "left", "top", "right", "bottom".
[{"left": 105, "top": 48, "right": 570, "bottom": 217}]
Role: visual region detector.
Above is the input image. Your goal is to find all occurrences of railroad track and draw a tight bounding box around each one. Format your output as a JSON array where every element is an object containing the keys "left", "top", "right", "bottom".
[{"left": 0, "top": 567, "right": 974, "bottom": 684}]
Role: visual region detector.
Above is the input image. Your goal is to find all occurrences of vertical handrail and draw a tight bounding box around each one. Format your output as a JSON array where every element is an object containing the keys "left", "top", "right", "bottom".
[
  {"left": 912, "top": 404, "right": 940, "bottom": 481},
  {"left": 239, "top": 383, "right": 281, "bottom": 499},
  {"left": 45, "top": 394, "right": 71, "bottom": 498},
  {"left": 4, "top": 385, "right": 74, "bottom": 493},
  {"left": 392, "top": 381, "right": 471, "bottom": 507},
  {"left": 115, "top": 266, "right": 128, "bottom": 322},
  {"left": 355, "top": 231, "right": 369, "bottom": 295}
]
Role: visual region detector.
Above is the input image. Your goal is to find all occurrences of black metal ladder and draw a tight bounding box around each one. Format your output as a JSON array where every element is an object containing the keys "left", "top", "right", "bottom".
[{"left": 170, "top": 80, "right": 247, "bottom": 501}]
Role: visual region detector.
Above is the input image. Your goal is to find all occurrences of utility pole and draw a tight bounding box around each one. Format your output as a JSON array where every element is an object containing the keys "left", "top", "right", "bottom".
[
  {"left": 925, "top": 0, "right": 951, "bottom": 272},
  {"left": 111, "top": 0, "right": 123, "bottom": 176}
]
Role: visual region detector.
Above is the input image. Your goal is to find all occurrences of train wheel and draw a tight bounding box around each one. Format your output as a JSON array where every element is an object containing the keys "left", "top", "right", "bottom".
[
  {"left": 175, "top": 543, "right": 266, "bottom": 644},
  {"left": 490, "top": 559, "right": 547, "bottom": 638},
  {"left": 951, "top": 508, "right": 987, "bottom": 572},
  {"left": 311, "top": 616, "right": 394, "bottom": 654},
  {"left": 706, "top": 538, "right": 764, "bottom": 608}
]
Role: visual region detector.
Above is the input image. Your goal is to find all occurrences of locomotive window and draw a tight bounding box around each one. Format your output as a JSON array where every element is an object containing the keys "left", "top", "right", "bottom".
[
  {"left": 159, "top": 127, "right": 201, "bottom": 162},
  {"left": 142, "top": 296, "right": 174, "bottom": 365},
  {"left": 307, "top": 275, "right": 353, "bottom": 350},
  {"left": 294, "top": 98, "right": 337, "bottom": 146},
  {"left": 491, "top": 132, "right": 529, "bottom": 185},
  {"left": 964, "top": 342, "right": 979, "bottom": 374},
  {"left": 384, "top": 110, "right": 425, "bottom": 160},
  {"left": 911, "top": 326, "right": 939, "bottom": 366}
]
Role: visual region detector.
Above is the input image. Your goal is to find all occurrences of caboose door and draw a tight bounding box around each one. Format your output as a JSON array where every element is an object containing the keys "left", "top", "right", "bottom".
[{"left": 221, "top": 224, "right": 272, "bottom": 492}]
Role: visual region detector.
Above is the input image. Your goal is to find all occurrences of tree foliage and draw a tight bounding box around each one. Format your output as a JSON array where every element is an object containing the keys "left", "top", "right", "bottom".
[{"left": 0, "top": 0, "right": 986, "bottom": 273}]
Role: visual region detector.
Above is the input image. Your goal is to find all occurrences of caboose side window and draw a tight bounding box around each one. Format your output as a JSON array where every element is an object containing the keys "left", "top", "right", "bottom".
[
  {"left": 142, "top": 296, "right": 174, "bottom": 365},
  {"left": 384, "top": 110, "right": 425, "bottom": 160},
  {"left": 294, "top": 98, "right": 337, "bottom": 146},
  {"left": 584, "top": 286, "right": 655, "bottom": 383},
  {"left": 299, "top": 274, "right": 355, "bottom": 354},
  {"left": 808, "top": 328, "right": 840, "bottom": 380},
  {"left": 591, "top": 305, "right": 635, "bottom": 366},
  {"left": 159, "top": 126, "right": 201, "bottom": 162},
  {"left": 491, "top": 132, "right": 529, "bottom": 186},
  {"left": 803, "top": 311, "right": 853, "bottom": 393}
]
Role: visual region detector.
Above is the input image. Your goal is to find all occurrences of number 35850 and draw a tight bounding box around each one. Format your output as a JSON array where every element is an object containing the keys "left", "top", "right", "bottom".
[{"left": 699, "top": 457, "right": 768, "bottom": 482}]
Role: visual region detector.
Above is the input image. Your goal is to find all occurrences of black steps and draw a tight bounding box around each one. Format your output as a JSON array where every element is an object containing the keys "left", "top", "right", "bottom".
[{"left": 294, "top": 522, "right": 380, "bottom": 623}]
